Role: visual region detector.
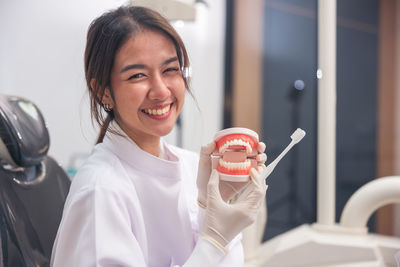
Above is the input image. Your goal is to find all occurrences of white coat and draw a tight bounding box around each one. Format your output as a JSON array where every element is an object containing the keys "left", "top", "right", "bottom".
[{"left": 51, "top": 125, "right": 244, "bottom": 267}]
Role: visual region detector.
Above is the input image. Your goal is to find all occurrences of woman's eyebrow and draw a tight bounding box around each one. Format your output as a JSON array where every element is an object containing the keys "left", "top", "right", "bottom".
[
  {"left": 120, "top": 63, "right": 146, "bottom": 73},
  {"left": 120, "top": 57, "right": 178, "bottom": 73},
  {"left": 162, "top": 57, "right": 178, "bottom": 66}
]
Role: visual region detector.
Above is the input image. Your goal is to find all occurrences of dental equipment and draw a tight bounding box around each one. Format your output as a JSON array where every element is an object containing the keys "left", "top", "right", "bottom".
[
  {"left": 211, "top": 127, "right": 306, "bottom": 182},
  {"left": 263, "top": 128, "right": 306, "bottom": 179},
  {"left": 212, "top": 127, "right": 259, "bottom": 182}
]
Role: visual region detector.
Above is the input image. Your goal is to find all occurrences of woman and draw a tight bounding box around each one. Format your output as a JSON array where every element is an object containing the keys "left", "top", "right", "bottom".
[{"left": 51, "top": 5, "right": 268, "bottom": 267}]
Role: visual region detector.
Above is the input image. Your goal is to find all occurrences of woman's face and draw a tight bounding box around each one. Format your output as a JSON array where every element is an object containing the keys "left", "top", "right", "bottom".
[{"left": 106, "top": 30, "right": 185, "bottom": 145}]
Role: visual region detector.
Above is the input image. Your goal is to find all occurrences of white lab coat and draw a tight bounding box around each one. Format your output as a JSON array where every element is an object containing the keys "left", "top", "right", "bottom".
[{"left": 51, "top": 125, "right": 244, "bottom": 267}]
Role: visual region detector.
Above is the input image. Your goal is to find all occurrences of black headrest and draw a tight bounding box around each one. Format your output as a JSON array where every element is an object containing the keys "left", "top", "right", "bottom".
[{"left": 0, "top": 95, "right": 49, "bottom": 167}]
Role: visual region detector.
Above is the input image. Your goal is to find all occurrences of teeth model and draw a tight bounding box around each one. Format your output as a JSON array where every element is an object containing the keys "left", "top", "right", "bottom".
[{"left": 212, "top": 127, "right": 259, "bottom": 182}]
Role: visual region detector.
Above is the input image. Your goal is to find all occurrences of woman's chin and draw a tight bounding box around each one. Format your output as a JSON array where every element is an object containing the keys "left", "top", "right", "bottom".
[
  {"left": 155, "top": 113, "right": 180, "bottom": 137},
  {"left": 150, "top": 123, "right": 176, "bottom": 138}
]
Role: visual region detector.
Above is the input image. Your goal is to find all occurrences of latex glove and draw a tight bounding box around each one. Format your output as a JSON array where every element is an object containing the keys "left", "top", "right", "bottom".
[
  {"left": 219, "top": 142, "right": 267, "bottom": 202},
  {"left": 197, "top": 141, "right": 267, "bottom": 208},
  {"left": 202, "top": 167, "right": 268, "bottom": 247},
  {"left": 196, "top": 142, "right": 216, "bottom": 208}
]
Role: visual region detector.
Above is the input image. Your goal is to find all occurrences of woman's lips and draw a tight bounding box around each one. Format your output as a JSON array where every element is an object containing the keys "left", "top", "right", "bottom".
[{"left": 141, "top": 103, "right": 173, "bottom": 120}]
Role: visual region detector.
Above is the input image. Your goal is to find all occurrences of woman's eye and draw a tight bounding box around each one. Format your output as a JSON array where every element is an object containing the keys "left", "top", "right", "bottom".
[
  {"left": 128, "top": 73, "right": 145, "bottom": 80},
  {"left": 164, "top": 67, "right": 179, "bottom": 73}
]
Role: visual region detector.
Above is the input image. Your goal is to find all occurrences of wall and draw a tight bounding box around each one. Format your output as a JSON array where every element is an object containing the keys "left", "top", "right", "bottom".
[
  {"left": 0, "top": 0, "right": 225, "bottom": 171},
  {"left": 170, "top": 1, "right": 226, "bottom": 152}
]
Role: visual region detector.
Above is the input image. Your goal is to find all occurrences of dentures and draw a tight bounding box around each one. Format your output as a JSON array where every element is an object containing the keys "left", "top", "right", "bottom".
[
  {"left": 212, "top": 127, "right": 259, "bottom": 182},
  {"left": 216, "top": 134, "right": 255, "bottom": 154},
  {"left": 218, "top": 158, "right": 252, "bottom": 175}
]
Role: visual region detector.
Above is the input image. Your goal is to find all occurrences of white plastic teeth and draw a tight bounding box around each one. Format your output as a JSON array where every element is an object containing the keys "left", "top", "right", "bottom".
[
  {"left": 143, "top": 105, "right": 170, "bottom": 115},
  {"left": 219, "top": 159, "right": 251, "bottom": 170},
  {"left": 218, "top": 139, "right": 252, "bottom": 154}
]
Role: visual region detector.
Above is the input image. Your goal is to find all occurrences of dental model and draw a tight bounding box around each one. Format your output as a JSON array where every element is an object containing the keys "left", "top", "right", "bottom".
[
  {"left": 212, "top": 127, "right": 259, "bottom": 182},
  {"left": 211, "top": 127, "right": 306, "bottom": 182}
]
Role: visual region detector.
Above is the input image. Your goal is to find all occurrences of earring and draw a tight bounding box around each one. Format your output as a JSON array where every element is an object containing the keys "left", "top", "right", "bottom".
[{"left": 103, "top": 103, "right": 112, "bottom": 112}]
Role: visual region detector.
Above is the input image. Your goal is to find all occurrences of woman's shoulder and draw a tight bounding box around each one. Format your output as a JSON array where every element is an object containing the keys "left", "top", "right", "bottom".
[{"left": 68, "top": 143, "right": 133, "bottom": 197}]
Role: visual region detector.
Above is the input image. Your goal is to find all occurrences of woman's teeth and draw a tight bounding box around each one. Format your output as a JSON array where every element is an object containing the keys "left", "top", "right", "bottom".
[{"left": 143, "top": 104, "right": 170, "bottom": 115}]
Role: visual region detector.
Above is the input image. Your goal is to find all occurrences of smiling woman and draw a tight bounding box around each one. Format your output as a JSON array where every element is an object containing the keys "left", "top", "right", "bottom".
[
  {"left": 84, "top": 6, "right": 191, "bottom": 147},
  {"left": 105, "top": 30, "right": 186, "bottom": 156},
  {"left": 50, "top": 5, "right": 268, "bottom": 267}
]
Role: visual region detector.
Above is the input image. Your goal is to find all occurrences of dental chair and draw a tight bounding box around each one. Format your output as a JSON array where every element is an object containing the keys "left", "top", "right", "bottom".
[{"left": 0, "top": 94, "right": 71, "bottom": 266}]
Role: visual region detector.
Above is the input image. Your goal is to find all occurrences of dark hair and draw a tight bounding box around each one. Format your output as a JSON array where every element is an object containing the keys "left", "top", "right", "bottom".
[{"left": 84, "top": 5, "right": 191, "bottom": 143}]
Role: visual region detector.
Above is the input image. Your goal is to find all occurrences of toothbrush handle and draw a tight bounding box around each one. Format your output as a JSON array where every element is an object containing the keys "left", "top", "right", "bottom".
[
  {"left": 272, "top": 142, "right": 295, "bottom": 166},
  {"left": 263, "top": 141, "right": 295, "bottom": 180}
]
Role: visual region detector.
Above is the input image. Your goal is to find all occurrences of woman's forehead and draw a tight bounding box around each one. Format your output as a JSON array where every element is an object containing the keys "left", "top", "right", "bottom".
[{"left": 115, "top": 30, "right": 177, "bottom": 63}]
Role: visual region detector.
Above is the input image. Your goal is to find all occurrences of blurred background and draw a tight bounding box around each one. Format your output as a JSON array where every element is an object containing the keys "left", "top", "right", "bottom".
[{"left": 0, "top": 0, "right": 399, "bottom": 242}]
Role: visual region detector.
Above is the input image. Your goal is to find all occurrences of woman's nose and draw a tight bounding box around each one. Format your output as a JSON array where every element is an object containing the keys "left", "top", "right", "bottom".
[{"left": 148, "top": 73, "right": 171, "bottom": 100}]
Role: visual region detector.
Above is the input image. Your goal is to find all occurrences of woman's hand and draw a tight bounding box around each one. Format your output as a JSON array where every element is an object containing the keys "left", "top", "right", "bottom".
[
  {"left": 196, "top": 142, "right": 216, "bottom": 208},
  {"left": 196, "top": 141, "right": 267, "bottom": 208},
  {"left": 219, "top": 142, "right": 267, "bottom": 202},
  {"left": 202, "top": 168, "right": 268, "bottom": 247}
]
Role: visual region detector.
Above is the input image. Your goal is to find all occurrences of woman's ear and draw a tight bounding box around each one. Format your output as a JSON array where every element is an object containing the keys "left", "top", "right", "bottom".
[
  {"left": 102, "top": 88, "right": 114, "bottom": 107},
  {"left": 91, "top": 79, "right": 114, "bottom": 108}
]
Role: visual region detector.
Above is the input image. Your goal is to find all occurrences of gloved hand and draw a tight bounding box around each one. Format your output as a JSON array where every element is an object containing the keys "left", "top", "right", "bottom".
[
  {"left": 196, "top": 141, "right": 267, "bottom": 208},
  {"left": 197, "top": 142, "right": 216, "bottom": 208},
  {"left": 219, "top": 142, "right": 267, "bottom": 202},
  {"left": 201, "top": 167, "right": 268, "bottom": 247}
]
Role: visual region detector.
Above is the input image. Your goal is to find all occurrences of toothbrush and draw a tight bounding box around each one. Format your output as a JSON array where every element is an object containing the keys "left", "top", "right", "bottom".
[{"left": 262, "top": 128, "right": 306, "bottom": 179}]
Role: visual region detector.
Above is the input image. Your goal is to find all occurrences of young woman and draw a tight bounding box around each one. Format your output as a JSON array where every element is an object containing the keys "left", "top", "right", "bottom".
[{"left": 51, "top": 5, "right": 268, "bottom": 267}]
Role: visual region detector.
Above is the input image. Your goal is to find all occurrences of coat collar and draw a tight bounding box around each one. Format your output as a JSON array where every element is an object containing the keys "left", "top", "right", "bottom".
[{"left": 102, "top": 122, "right": 181, "bottom": 180}]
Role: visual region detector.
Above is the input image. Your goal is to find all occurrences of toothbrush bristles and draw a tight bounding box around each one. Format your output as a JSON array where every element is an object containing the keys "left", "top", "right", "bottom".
[
  {"left": 290, "top": 128, "right": 306, "bottom": 143},
  {"left": 264, "top": 128, "right": 306, "bottom": 180}
]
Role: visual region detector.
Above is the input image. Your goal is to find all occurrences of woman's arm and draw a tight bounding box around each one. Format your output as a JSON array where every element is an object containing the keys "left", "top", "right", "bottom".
[{"left": 51, "top": 186, "right": 147, "bottom": 267}]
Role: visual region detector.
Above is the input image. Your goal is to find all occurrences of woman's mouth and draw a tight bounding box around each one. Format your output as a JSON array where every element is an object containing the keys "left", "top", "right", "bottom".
[{"left": 141, "top": 103, "right": 172, "bottom": 120}]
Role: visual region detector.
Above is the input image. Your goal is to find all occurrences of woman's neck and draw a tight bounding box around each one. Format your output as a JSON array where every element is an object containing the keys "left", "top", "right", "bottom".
[
  {"left": 115, "top": 122, "right": 161, "bottom": 157},
  {"left": 135, "top": 137, "right": 161, "bottom": 157}
]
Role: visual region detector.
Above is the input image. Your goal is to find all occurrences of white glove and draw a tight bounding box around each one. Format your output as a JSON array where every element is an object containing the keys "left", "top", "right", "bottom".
[
  {"left": 197, "top": 142, "right": 267, "bottom": 208},
  {"left": 196, "top": 142, "right": 216, "bottom": 208},
  {"left": 184, "top": 165, "right": 268, "bottom": 267},
  {"left": 201, "top": 167, "right": 268, "bottom": 247}
]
